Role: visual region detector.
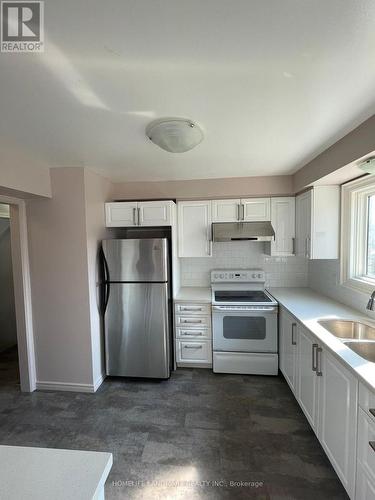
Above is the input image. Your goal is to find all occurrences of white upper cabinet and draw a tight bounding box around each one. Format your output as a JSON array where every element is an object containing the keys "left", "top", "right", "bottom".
[
  {"left": 105, "top": 202, "right": 138, "bottom": 227},
  {"left": 138, "top": 201, "right": 173, "bottom": 226},
  {"left": 270, "top": 197, "right": 295, "bottom": 256},
  {"left": 178, "top": 201, "right": 212, "bottom": 258},
  {"left": 105, "top": 201, "right": 174, "bottom": 227},
  {"left": 212, "top": 199, "right": 241, "bottom": 222},
  {"left": 295, "top": 191, "right": 311, "bottom": 257},
  {"left": 212, "top": 198, "right": 270, "bottom": 222},
  {"left": 242, "top": 198, "right": 271, "bottom": 221},
  {"left": 295, "top": 187, "right": 340, "bottom": 259}
]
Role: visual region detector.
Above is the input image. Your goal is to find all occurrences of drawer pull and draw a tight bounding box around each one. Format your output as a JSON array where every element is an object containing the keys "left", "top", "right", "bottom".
[
  {"left": 312, "top": 343, "right": 318, "bottom": 372},
  {"left": 370, "top": 409, "right": 375, "bottom": 418},
  {"left": 182, "top": 319, "right": 202, "bottom": 323},
  {"left": 181, "top": 307, "right": 203, "bottom": 311},
  {"left": 316, "top": 346, "right": 323, "bottom": 376},
  {"left": 369, "top": 441, "right": 375, "bottom": 452},
  {"left": 184, "top": 345, "right": 203, "bottom": 349},
  {"left": 291, "top": 323, "right": 297, "bottom": 345},
  {"left": 182, "top": 332, "right": 203, "bottom": 336}
]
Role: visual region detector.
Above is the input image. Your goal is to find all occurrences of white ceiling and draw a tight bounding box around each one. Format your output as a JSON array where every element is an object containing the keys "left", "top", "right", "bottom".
[{"left": 1, "top": 0, "right": 375, "bottom": 182}]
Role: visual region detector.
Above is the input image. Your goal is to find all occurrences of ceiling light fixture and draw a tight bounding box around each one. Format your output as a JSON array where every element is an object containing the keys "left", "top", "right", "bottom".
[
  {"left": 146, "top": 118, "right": 204, "bottom": 153},
  {"left": 358, "top": 157, "right": 375, "bottom": 174}
]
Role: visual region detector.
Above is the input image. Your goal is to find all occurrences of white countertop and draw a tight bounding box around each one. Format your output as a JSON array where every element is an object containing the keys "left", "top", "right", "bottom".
[
  {"left": 175, "top": 287, "right": 212, "bottom": 303},
  {"left": 269, "top": 287, "right": 375, "bottom": 391},
  {"left": 0, "top": 445, "right": 113, "bottom": 500}
]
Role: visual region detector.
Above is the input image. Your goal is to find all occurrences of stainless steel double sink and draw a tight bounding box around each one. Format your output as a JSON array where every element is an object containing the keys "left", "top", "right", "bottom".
[{"left": 318, "top": 320, "right": 375, "bottom": 362}]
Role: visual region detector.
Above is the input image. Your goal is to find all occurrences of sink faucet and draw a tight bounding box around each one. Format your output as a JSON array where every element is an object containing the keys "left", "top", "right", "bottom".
[{"left": 367, "top": 291, "right": 375, "bottom": 311}]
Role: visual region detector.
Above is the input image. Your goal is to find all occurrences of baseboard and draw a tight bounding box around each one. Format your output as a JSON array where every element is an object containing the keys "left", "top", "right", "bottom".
[
  {"left": 36, "top": 380, "right": 96, "bottom": 393},
  {"left": 93, "top": 373, "right": 105, "bottom": 392}
]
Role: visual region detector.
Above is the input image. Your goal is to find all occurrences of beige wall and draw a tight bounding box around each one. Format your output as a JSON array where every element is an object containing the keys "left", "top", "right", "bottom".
[
  {"left": 27, "top": 168, "right": 94, "bottom": 387},
  {"left": 83, "top": 169, "right": 112, "bottom": 386},
  {"left": 0, "top": 143, "right": 51, "bottom": 198},
  {"left": 294, "top": 114, "right": 375, "bottom": 192},
  {"left": 111, "top": 174, "right": 294, "bottom": 200}
]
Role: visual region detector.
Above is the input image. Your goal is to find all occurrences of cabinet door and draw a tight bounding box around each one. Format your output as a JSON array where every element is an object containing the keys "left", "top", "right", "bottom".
[
  {"left": 279, "top": 309, "right": 298, "bottom": 394},
  {"left": 105, "top": 202, "right": 138, "bottom": 227},
  {"left": 318, "top": 349, "right": 357, "bottom": 499},
  {"left": 271, "top": 197, "right": 295, "bottom": 256},
  {"left": 295, "top": 191, "right": 311, "bottom": 257},
  {"left": 177, "top": 201, "right": 212, "bottom": 258},
  {"left": 296, "top": 325, "right": 319, "bottom": 433},
  {"left": 242, "top": 198, "right": 271, "bottom": 221},
  {"left": 138, "top": 201, "right": 173, "bottom": 226},
  {"left": 212, "top": 199, "right": 241, "bottom": 222}
]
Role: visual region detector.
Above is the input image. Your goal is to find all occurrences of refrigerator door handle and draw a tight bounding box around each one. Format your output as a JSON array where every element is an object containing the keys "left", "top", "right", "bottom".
[{"left": 102, "top": 251, "right": 111, "bottom": 314}]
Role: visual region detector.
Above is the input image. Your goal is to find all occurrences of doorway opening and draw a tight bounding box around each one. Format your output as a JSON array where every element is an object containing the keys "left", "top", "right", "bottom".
[{"left": 0, "top": 203, "right": 19, "bottom": 388}]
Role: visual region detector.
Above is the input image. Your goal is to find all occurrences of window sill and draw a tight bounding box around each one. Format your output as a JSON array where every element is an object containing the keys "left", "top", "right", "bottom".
[{"left": 341, "top": 277, "right": 375, "bottom": 296}]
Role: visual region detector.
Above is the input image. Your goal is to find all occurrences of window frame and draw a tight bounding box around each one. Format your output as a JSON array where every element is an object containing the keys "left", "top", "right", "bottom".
[{"left": 341, "top": 175, "right": 375, "bottom": 293}]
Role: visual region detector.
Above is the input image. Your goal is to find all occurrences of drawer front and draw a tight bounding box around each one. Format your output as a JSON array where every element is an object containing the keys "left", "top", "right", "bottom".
[
  {"left": 175, "top": 314, "right": 211, "bottom": 328},
  {"left": 175, "top": 303, "right": 211, "bottom": 315},
  {"left": 356, "top": 463, "right": 375, "bottom": 500},
  {"left": 358, "top": 408, "right": 375, "bottom": 484},
  {"left": 176, "top": 340, "right": 212, "bottom": 363},
  {"left": 176, "top": 327, "right": 211, "bottom": 340},
  {"left": 359, "top": 382, "right": 375, "bottom": 423}
]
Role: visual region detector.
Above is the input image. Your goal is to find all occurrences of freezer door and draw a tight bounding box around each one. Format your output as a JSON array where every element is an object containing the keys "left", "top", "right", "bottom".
[
  {"left": 102, "top": 238, "right": 168, "bottom": 282},
  {"left": 105, "top": 282, "right": 170, "bottom": 378}
]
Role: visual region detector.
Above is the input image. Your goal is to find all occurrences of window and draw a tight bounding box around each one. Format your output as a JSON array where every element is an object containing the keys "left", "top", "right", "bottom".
[{"left": 341, "top": 175, "right": 375, "bottom": 292}]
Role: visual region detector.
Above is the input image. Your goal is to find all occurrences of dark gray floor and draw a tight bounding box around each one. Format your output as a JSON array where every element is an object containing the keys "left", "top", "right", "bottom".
[{"left": 0, "top": 347, "right": 348, "bottom": 499}]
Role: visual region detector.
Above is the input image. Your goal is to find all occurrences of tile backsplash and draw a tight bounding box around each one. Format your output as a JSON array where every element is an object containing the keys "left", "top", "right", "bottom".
[{"left": 180, "top": 241, "right": 308, "bottom": 288}]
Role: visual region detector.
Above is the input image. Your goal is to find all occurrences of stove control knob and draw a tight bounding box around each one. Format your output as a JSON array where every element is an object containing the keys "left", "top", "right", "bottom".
[
  {"left": 252, "top": 273, "right": 256, "bottom": 278},
  {"left": 258, "top": 273, "right": 262, "bottom": 278},
  {"left": 220, "top": 274, "right": 224, "bottom": 279}
]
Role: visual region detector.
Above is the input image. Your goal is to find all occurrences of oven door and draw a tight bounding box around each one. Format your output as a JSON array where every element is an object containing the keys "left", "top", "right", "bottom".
[{"left": 212, "top": 306, "right": 278, "bottom": 353}]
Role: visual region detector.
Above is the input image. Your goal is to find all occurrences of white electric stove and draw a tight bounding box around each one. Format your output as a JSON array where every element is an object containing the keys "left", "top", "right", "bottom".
[{"left": 211, "top": 269, "right": 278, "bottom": 375}]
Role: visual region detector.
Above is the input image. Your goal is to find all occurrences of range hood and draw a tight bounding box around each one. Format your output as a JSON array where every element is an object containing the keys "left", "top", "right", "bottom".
[{"left": 212, "top": 221, "right": 275, "bottom": 242}]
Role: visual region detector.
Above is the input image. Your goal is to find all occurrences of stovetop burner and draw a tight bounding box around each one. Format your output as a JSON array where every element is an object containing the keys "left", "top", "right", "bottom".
[{"left": 214, "top": 290, "right": 272, "bottom": 303}]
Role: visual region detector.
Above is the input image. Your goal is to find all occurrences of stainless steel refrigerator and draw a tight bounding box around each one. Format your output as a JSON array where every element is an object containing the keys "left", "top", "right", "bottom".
[{"left": 102, "top": 238, "right": 171, "bottom": 379}]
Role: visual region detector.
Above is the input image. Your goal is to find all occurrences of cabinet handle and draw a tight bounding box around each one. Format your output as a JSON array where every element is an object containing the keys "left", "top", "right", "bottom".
[
  {"left": 184, "top": 345, "right": 203, "bottom": 349},
  {"left": 316, "top": 346, "right": 323, "bottom": 376},
  {"left": 312, "top": 343, "right": 318, "bottom": 371},
  {"left": 137, "top": 207, "right": 141, "bottom": 225},
  {"left": 369, "top": 442, "right": 375, "bottom": 452},
  {"left": 237, "top": 204, "right": 240, "bottom": 221},
  {"left": 306, "top": 236, "right": 310, "bottom": 259},
  {"left": 291, "top": 323, "right": 297, "bottom": 345},
  {"left": 182, "top": 332, "right": 203, "bottom": 336},
  {"left": 182, "top": 319, "right": 202, "bottom": 323},
  {"left": 292, "top": 237, "right": 296, "bottom": 255},
  {"left": 133, "top": 208, "right": 137, "bottom": 225},
  {"left": 241, "top": 204, "right": 245, "bottom": 221},
  {"left": 181, "top": 307, "right": 203, "bottom": 312}
]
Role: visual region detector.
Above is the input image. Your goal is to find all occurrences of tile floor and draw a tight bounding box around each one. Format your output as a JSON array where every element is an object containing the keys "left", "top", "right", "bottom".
[{"left": 0, "top": 348, "right": 348, "bottom": 499}]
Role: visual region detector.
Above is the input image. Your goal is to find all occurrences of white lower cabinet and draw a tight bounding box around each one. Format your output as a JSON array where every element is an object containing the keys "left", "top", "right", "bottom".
[
  {"left": 279, "top": 308, "right": 298, "bottom": 393},
  {"left": 356, "top": 384, "right": 375, "bottom": 499},
  {"left": 319, "top": 349, "right": 357, "bottom": 498},
  {"left": 296, "top": 325, "right": 319, "bottom": 433},
  {"left": 174, "top": 301, "right": 212, "bottom": 367},
  {"left": 279, "top": 308, "right": 358, "bottom": 499},
  {"left": 176, "top": 340, "right": 212, "bottom": 365},
  {"left": 356, "top": 463, "right": 375, "bottom": 500}
]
